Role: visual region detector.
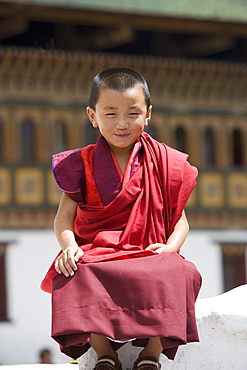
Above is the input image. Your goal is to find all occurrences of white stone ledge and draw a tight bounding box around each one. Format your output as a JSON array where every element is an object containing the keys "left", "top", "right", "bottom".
[{"left": 77, "top": 285, "right": 247, "bottom": 370}]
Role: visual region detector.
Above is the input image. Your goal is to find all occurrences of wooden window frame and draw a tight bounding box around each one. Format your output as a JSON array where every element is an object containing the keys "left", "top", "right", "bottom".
[
  {"left": 0, "top": 243, "right": 8, "bottom": 321},
  {"left": 221, "top": 243, "right": 246, "bottom": 293}
]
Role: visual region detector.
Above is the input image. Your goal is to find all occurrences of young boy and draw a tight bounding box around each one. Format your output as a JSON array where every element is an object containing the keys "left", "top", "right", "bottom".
[{"left": 41, "top": 67, "right": 202, "bottom": 370}]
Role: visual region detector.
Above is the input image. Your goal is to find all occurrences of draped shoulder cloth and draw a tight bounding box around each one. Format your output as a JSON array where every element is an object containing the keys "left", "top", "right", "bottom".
[{"left": 41, "top": 133, "right": 197, "bottom": 293}]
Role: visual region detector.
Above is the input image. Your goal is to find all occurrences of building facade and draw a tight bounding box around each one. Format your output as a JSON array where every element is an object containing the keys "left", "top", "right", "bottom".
[{"left": 0, "top": 47, "right": 247, "bottom": 364}]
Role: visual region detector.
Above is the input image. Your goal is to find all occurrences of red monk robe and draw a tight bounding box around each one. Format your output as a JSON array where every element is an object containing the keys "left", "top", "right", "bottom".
[{"left": 41, "top": 132, "right": 202, "bottom": 361}]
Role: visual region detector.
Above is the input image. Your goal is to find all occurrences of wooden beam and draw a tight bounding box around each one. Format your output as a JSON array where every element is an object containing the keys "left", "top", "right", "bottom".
[
  {"left": 88, "top": 25, "right": 135, "bottom": 49},
  {"left": 183, "top": 35, "right": 237, "bottom": 56},
  {"left": 0, "top": 18, "right": 29, "bottom": 40}
]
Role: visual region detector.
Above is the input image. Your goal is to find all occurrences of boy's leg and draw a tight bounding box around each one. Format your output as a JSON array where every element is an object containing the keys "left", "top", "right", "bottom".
[
  {"left": 90, "top": 335, "right": 162, "bottom": 369},
  {"left": 90, "top": 333, "right": 119, "bottom": 360},
  {"left": 138, "top": 337, "right": 163, "bottom": 361}
]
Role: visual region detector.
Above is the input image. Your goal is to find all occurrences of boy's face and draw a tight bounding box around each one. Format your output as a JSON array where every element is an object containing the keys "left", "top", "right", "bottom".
[{"left": 86, "top": 86, "right": 152, "bottom": 155}]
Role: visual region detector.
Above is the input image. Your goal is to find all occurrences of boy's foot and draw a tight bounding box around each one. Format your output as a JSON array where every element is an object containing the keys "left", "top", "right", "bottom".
[
  {"left": 132, "top": 356, "right": 161, "bottom": 370},
  {"left": 93, "top": 355, "right": 122, "bottom": 370}
]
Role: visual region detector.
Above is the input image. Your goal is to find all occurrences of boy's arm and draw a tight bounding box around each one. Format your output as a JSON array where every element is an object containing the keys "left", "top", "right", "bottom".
[
  {"left": 145, "top": 210, "right": 189, "bottom": 254},
  {"left": 54, "top": 192, "right": 84, "bottom": 277}
]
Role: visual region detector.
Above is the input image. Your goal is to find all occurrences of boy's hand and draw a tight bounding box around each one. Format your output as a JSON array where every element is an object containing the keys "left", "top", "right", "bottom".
[
  {"left": 146, "top": 243, "right": 175, "bottom": 254},
  {"left": 55, "top": 246, "right": 84, "bottom": 277}
]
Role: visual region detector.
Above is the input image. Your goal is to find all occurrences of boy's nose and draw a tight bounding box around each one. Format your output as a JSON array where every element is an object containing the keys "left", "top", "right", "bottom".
[{"left": 116, "top": 117, "right": 128, "bottom": 128}]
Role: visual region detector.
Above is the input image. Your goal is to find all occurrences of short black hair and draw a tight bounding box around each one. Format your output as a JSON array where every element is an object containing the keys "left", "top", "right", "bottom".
[{"left": 89, "top": 67, "right": 151, "bottom": 110}]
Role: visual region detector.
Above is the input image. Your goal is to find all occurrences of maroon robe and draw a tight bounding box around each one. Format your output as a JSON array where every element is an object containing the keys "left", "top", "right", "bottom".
[{"left": 41, "top": 132, "right": 202, "bottom": 360}]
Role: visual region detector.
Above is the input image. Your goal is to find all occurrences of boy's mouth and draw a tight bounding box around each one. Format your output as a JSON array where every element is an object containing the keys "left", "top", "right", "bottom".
[{"left": 115, "top": 133, "right": 130, "bottom": 137}]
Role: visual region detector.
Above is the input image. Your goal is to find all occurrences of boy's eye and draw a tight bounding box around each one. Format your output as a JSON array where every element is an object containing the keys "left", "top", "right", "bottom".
[
  {"left": 106, "top": 113, "right": 116, "bottom": 116},
  {"left": 129, "top": 112, "right": 139, "bottom": 116}
]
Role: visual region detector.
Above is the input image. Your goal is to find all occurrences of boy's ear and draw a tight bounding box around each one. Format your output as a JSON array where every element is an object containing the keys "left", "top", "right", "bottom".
[
  {"left": 86, "top": 106, "right": 98, "bottom": 127},
  {"left": 145, "top": 105, "right": 152, "bottom": 126}
]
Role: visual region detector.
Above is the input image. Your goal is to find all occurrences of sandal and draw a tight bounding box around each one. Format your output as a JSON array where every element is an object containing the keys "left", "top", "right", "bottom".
[
  {"left": 93, "top": 356, "right": 122, "bottom": 370},
  {"left": 132, "top": 356, "right": 161, "bottom": 370}
]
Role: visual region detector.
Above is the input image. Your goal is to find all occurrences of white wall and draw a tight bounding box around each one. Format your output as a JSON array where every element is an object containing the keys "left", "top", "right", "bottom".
[
  {"left": 0, "top": 229, "right": 246, "bottom": 365},
  {"left": 182, "top": 230, "right": 223, "bottom": 298},
  {"left": 0, "top": 230, "right": 68, "bottom": 365}
]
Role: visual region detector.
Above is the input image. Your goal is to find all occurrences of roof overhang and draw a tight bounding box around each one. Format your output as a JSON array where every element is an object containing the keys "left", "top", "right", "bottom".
[{"left": 1, "top": 0, "right": 247, "bottom": 23}]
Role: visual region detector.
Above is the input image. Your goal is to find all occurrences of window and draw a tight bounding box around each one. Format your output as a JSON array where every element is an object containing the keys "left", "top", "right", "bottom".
[
  {"left": 175, "top": 126, "right": 186, "bottom": 153},
  {"left": 204, "top": 128, "right": 215, "bottom": 166},
  {"left": 53, "top": 121, "right": 68, "bottom": 152},
  {"left": 221, "top": 243, "right": 246, "bottom": 292},
  {"left": 232, "top": 129, "right": 243, "bottom": 166},
  {"left": 21, "top": 119, "right": 36, "bottom": 161},
  {"left": 0, "top": 243, "right": 8, "bottom": 321}
]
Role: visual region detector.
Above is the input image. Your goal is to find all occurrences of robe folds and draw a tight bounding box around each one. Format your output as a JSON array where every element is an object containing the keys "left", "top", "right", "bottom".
[{"left": 41, "top": 132, "right": 202, "bottom": 361}]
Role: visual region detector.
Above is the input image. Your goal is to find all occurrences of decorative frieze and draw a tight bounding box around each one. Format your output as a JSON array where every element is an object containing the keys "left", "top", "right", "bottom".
[{"left": 1, "top": 48, "right": 247, "bottom": 111}]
